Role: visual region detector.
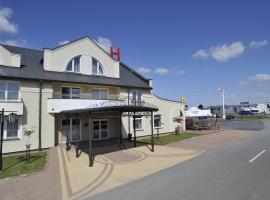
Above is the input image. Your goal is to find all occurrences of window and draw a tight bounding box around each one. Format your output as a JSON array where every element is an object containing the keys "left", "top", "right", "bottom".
[
  {"left": 66, "top": 56, "right": 81, "bottom": 72},
  {"left": 132, "top": 90, "right": 142, "bottom": 105},
  {"left": 154, "top": 114, "right": 162, "bottom": 128},
  {"left": 0, "top": 118, "right": 20, "bottom": 139},
  {"left": 92, "top": 119, "right": 109, "bottom": 140},
  {"left": 7, "top": 119, "right": 19, "bottom": 138},
  {"left": 91, "top": 89, "right": 107, "bottom": 100},
  {"left": 134, "top": 117, "right": 142, "bottom": 130},
  {"left": 92, "top": 59, "right": 104, "bottom": 75},
  {"left": 0, "top": 82, "right": 19, "bottom": 101},
  {"left": 61, "top": 118, "right": 80, "bottom": 142},
  {"left": 62, "top": 87, "right": 80, "bottom": 99}
]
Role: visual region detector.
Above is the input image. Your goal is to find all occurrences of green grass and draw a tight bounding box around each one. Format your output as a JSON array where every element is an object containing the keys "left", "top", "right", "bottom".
[
  {"left": 138, "top": 132, "right": 200, "bottom": 145},
  {"left": 0, "top": 152, "right": 47, "bottom": 179},
  {"left": 234, "top": 115, "right": 270, "bottom": 121}
]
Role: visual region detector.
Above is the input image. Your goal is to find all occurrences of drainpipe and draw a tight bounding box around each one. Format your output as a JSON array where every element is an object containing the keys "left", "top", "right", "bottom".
[
  {"left": 38, "top": 80, "right": 43, "bottom": 151},
  {"left": 127, "top": 88, "right": 131, "bottom": 140}
]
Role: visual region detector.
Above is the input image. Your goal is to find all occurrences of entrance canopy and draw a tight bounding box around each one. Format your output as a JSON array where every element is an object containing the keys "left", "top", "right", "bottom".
[
  {"left": 60, "top": 103, "right": 158, "bottom": 114},
  {"left": 62, "top": 102, "right": 158, "bottom": 167}
]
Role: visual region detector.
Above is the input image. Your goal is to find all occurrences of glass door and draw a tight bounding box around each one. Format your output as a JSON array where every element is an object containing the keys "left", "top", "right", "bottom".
[{"left": 61, "top": 118, "right": 81, "bottom": 143}]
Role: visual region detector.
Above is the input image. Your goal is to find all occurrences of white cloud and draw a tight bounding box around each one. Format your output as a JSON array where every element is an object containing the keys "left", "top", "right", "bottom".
[
  {"left": 59, "top": 40, "right": 70, "bottom": 46},
  {"left": 0, "top": 39, "right": 26, "bottom": 47},
  {"left": 238, "top": 81, "right": 246, "bottom": 88},
  {"left": 210, "top": 41, "right": 245, "bottom": 62},
  {"left": 192, "top": 49, "right": 208, "bottom": 59},
  {"left": 249, "top": 74, "right": 270, "bottom": 82},
  {"left": 154, "top": 68, "right": 169, "bottom": 75},
  {"left": 177, "top": 70, "right": 186, "bottom": 76},
  {"left": 138, "top": 67, "right": 151, "bottom": 74},
  {"left": 95, "top": 37, "right": 112, "bottom": 52},
  {"left": 192, "top": 41, "right": 245, "bottom": 62},
  {"left": 0, "top": 7, "right": 18, "bottom": 34},
  {"left": 249, "top": 40, "right": 268, "bottom": 49}
]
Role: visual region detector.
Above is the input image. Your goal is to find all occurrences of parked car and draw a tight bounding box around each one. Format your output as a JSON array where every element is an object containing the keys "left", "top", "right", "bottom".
[
  {"left": 185, "top": 119, "right": 194, "bottom": 130},
  {"left": 226, "top": 115, "right": 235, "bottom": 120},
  {"left": 239, "top": 110, "right": 254, "bottom": 116}
]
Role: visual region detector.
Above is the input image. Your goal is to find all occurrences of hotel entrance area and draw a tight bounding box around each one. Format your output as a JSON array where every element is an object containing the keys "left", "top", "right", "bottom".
[{"left": 55, "top": 104, "right": 158, "bottom": 167}]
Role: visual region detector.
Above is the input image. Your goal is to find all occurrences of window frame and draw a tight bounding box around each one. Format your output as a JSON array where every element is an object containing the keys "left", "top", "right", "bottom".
[
  {"left": 61, "top": 86, "right": 81, "bottom": 99},
  {"left": 92, "top": 58, "right": 105, "bottom": 76},
  {"left": 0, "top": 117, "right": 22, "bottom": 140},
  {"left": 154, "top": 114, "right": 163, "bottom": 129},
  {"left": 132, "top": 89, "right": 142, "bottom": 105},
  {"left": 91, "top": 119, "right": 109, "bottom": 140},
  {"left": 91, "top": 88, "right": 108, "bottom": 100},
  {"left": 66, "top": 56, "right": 81, "bottom": 73},
  {"left": 61, "top": 118, "right": 81, "bottom": 143},
  {"left": 0, "top": 81, "right": 20, "bottom": 101},
  {"left": 133, "top": 117, "right": 143, "bottom": 131}
]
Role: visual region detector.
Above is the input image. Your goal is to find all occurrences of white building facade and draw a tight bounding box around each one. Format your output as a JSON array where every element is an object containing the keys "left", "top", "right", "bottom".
[{"left": 0, "top": 37, "right": 185, "bottom": 154}]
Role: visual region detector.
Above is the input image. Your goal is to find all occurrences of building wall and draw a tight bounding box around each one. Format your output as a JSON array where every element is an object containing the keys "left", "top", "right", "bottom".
[
  {"left": 121, "top": 94, "right": 185, "bottom": 137},
  {"left": 43, "top": 38, "right": 120, "bottom": 78},
  {"left": 3, "top": 80, "right": 54, "bottom": 153}
]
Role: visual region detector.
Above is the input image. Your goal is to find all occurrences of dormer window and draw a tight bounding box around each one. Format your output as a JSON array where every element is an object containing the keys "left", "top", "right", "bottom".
[
  {"left": 66, "top": 56, "right": 81, "bottom": 72},
  {"left": 92, "top": 58, "right": 104, "bottom": 75}
]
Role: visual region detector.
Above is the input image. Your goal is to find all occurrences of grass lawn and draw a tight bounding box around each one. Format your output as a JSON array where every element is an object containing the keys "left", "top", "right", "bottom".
[
  {"left": 138, "top": 132, "right": 200, "bottom": 145},
  {"left": 234, "top": 115, "right": 270, "bottom": 120},
  {"left": 0, "top": 152, "right": 47, "bottom": 179}
]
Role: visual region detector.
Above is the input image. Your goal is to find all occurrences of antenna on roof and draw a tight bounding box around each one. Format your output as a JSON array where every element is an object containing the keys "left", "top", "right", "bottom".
[{"left": 110, "top": 46, "right": 120, "bottom": 61}]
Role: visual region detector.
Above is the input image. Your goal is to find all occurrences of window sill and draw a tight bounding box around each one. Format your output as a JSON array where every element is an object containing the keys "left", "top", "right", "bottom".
[
  {"left": 135, "top": 128, "right": 144, "bottom": 131},
  {"left": 3, "top": 137, "right": 20, "bottom": 141},
  {"left": 154, "top": 127, "right": 163, "bottom": 129}
]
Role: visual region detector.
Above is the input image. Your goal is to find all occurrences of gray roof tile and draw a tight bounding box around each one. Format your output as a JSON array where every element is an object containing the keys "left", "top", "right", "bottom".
[{"left": 0, "top": 44, "right": 151, "bottom": 89}]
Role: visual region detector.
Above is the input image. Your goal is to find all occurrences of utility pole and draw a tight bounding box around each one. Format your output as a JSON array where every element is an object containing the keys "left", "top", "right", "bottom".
[{"left": 218, "top": 87, "right": 227, "bottom": 119}]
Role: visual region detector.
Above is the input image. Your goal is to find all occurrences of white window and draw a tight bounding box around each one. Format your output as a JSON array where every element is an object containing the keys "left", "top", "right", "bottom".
[
  {"left": 92, "top": 119, "right": 109, "bottom": 140},
  {"left": 61, "top": 118, "right": 81, "bottom": 142},
  {"left": 0, "top": 82, "right": 19, "bottom": 101},
  {"left": 92, "top": 58, "right": 104, "bottom": 75},
  {"left": 154, "top": 114, "right": 162, "bottom": 128},
  {"left": 62, "top": 87, "right": 80, "bottom": 99},
  {"left": 66, "top": 56, "right": 80, "bottom": 72},
  {"left": 91, "top": 89, "right": 107, "bottom": 100},
  {"left": 132, "top": 90, "right": 142, "bottom": 105},
  {"left": 133, "top": 117, "right": 143, "bottom": 130},
  {"left": 0, "top": 118, "right": 21, "bottom": 139}
]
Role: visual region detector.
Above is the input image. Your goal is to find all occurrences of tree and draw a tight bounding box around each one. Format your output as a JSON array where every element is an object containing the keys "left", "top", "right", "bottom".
[{"left": 198, "top": 104, "right": 204, "bottom": 110}]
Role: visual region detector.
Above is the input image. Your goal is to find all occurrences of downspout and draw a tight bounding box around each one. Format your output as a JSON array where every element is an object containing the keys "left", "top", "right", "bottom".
[
  {"left": 127, "top": 87, "right": 131, "bottom": 139},
  {"left": 38, "top": 80, "right": 43, "bottom": 151}
]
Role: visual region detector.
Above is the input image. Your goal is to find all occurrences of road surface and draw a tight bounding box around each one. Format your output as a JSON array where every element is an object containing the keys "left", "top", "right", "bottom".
[{"left": 88, "top": 120, "right": 270, "bottom": 200}]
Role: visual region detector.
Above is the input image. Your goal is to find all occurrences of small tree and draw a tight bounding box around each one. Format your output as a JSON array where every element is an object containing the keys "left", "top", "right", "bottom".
[
  {"left": 23, "top": 127, "right": 35, "bottom": 162},
  {"left": 198, "top": 104, "right": 204, "bottom": 110}
]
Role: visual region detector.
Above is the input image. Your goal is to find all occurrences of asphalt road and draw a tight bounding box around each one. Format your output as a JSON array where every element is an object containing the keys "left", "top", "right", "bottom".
[
  {"left": 88, "top": 120, "right": 270, "bottom": 200},
  {"left": 216, "top": 119, "right": 265, "bottom": 131}
]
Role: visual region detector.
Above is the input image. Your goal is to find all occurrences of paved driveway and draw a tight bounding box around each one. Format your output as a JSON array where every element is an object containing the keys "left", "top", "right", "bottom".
[{"left": 0, "top": 128, "right": 256, "bottom": 200}]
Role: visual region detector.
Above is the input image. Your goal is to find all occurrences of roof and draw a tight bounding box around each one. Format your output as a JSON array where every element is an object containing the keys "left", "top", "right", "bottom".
[
  {"left": 0, "top": 44, "right": 151, "bottom": 89},
  {"left": 61, "top": 105, "right": 158, "bottom": 113}
]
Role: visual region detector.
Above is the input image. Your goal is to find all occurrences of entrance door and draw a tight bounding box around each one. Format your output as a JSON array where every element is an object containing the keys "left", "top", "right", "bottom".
[
  {"left": 61, "top": 118, "right": 81, "bottom": 143},
  {"left": 92, "top": 119, "right": 109, "bottom": 140}
]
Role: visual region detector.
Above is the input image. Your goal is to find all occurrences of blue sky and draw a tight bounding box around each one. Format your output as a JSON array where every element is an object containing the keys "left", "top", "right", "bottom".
[{"left": 0, "top": 0, "right": 269, "bottom": 106}]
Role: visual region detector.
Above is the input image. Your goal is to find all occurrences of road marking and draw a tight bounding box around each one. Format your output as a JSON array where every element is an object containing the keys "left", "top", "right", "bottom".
[{"left": 249, "top": 149, "right": 266, "bottom": 163}]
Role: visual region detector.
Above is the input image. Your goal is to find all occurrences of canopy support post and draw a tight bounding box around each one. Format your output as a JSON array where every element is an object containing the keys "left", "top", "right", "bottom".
[
  {"left": 89, "top": 112, "right": 94, "bottom": 167},
  {"left": 119, "top": 113, "right": 123, "bottom": 148},
  {"left": 133, "top": 113, "right": 137, "bottom": 147},
  {"left": 151, "top": 111, "right": 154, "bottom": 152}
]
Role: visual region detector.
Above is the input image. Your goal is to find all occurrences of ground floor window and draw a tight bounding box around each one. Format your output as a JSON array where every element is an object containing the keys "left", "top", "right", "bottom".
[
  {"left": 92, "top": 119, "right": 109, "bottom": 140},
  {"left": 133, "top": 117, "right": 143, "bottom": 130},
  {"left": 154, "top": 114, "right": 162, "bottom": 128},
  {"left": 0, "top": 117, "right": 21, "bottom": 139},
  {"left": 61, "top": 118, "right": 81, "bottom": 142}
]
